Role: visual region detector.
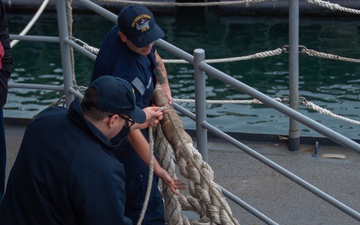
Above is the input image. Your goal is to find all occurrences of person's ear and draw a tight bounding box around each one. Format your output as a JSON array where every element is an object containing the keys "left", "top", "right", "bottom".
[
  {"left": 118, "top": 31, "right": 127, "bottom": 43},
  {"left": 107, "top": 114, "right": 118, "bottom": 128}
]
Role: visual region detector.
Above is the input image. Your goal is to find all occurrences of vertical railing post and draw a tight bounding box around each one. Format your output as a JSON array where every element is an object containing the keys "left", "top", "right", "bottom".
[
  {"left": 194, "top": 49, "right": 208, "bottom": 162},
  {"left": 56, "top": 0, "right": 74, "bottom": 107},
  {"left": 288, "top": 0, "right": 300, "bottom": 151}
]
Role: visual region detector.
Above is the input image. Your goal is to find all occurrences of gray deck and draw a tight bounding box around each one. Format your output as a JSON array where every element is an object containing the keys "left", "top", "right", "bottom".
[{"left": 5, "top": 123, "right": 360, "bottom": 224}]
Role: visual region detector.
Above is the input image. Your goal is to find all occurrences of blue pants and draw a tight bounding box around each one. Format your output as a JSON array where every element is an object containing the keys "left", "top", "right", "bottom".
[
  {"left": 112, "top": 141, "right": 165, "bottom": 225},
  {"left": 0, "top": 110, "right": 5, "bottom": 201}
]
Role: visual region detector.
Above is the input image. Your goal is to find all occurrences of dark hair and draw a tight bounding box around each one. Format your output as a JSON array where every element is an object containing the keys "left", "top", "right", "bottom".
[{"left": 81, "top": 87, "right": 109, "bottom": 121}]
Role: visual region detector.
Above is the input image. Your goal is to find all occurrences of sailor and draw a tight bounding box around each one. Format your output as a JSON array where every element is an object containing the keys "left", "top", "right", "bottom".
[
  {"left": 0, "top": 76, "right": 165, "bottom": 225},
  {"left": 91, "top": 4, "right": 183, "bottom": 225}
]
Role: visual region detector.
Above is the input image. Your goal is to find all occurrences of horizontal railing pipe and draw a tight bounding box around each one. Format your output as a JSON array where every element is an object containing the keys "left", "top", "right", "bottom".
[
  {"left": 10, "top": 34, "right": 59, "bottom": 43},
  {"left": 68, "top": 86, "right": 83, "bottom": 99},
  {"left": 173, "top": 103, "right": 196, "bottom": 121},
  {"left": 8, "top": 83, "right": 64, "bottom": 91},
  {"left": 77, "top": 0, "right": 117, "bottom": 23},
  {"left": 156, "top": 39, "right": 195, "bottom": 64},
  {"left": 198, "top": 61, "right": 360, "bottom": 153},
  {"left": 221, "top": 187, "right": 279, "bottom": 225},
  {"left": 64, "top": 38, "right": 96, "bottom": 60}
]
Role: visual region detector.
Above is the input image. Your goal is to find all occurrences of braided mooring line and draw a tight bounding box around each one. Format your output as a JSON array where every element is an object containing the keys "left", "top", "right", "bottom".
[
  {"left": 136, "top": 127, "right": 155, "bottom": 225},
  {"left": 176, "top": 142, "right": 239, "bottom": 225},
  {"left": 79, "top": 37, "right": 360, "bottom": 65},
  {"left": 302, "top": 99, "right": 360, "bottom": 125},
  {"left": 306, "top": 0, "right": 360, "bottom": 15},
  {"left": 81, "top": 41, "right": 99, "bottom": 55},
  {"left": 66, "top": 0, "right": 78, "bottom": 88},
  {"left": 174, "top": 97, "right": 360, "bottom": 126},
  {"left": 205, "top": 47, "right": 284, "bottom": 64},
  {"left": 162, "top": 48, "right": 284, "bottom": 64},
  {"left": 152, "top": 85, "right": 240, "bottom": 225},
  {"left": 154, "top": 125, "right": 191, "bottom": 225},
  {"left": 173, "top": 98, "right": 263, "bottom": 105},
  {"left": 301, "top": 48, "right": 360, "bottom": 64},
  {"left": 137, "top": 106, "right": 168, "bottom": 225}
]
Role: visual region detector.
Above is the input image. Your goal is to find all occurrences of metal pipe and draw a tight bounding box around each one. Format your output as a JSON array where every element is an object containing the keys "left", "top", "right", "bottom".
[
  {"left": 69, "top": 87, "right": 84, "bottom": 99},
  {"left": 56, "top": 0, "right": 75, "bottom": 107},
  {"left": 8, "top": 83, "right": 64, "bottom": 91},
  {"left": 221, "top": 187, "right": 279, "bottom": 225},
  {"left": 193, "top": 49, "right": 208, "bottom": 162},
  {"left": 76, "top": 0, "right": 117, "bottom": 23},
  {"left": 10, "top": 34, "right": 59, "bottom": 43},
  {"left": 156, "top": 39, "right": 194, "bottom": 64},
  {"left": 288, "top": 0, "right": 300, "bottom": 151},
  {"left": 64, "top": 38, "right": 96, "bottom": 60}
]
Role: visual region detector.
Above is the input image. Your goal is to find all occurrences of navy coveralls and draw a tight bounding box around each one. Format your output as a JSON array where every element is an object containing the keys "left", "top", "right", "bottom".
[{"left": 92, "top": 25, "right": 165, "bottom": 225}]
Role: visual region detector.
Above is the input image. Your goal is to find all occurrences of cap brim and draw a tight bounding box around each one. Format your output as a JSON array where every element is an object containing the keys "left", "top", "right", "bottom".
[
  {"left": 129, "top": 24, "right": 165, "bottom": 48},
  {"left": 128, "top": 106, "right": 146, "bottom": 124}
]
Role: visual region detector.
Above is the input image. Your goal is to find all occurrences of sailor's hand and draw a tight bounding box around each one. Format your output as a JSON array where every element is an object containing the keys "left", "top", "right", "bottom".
[
  {"left": 158, "top": 168, "right": 186, "bottom": 195},
  {"left": 140, "top": 106, "right": 167, "bottom": 128},
  {"left": 164, "top": 92, "right": 173, "bottom": 105}
]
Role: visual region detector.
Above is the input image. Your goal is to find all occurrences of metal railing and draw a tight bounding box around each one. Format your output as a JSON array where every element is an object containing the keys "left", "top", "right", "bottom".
[{"left": 8, "top": 0, "right": 360, "bottom": 223}]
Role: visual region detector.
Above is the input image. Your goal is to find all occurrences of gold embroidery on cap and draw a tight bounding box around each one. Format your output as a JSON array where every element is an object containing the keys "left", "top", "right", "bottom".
[{"left": 131, "top": 14, "right": 152, "bottom": 32}]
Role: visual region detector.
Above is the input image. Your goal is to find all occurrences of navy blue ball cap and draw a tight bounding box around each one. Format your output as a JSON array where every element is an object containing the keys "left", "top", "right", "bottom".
[
  {"left": 89, "top": 75, "right": 146, "bottom": 124},
  {"left": 117, "top": 5, "right": 165, "bottom": 48}
]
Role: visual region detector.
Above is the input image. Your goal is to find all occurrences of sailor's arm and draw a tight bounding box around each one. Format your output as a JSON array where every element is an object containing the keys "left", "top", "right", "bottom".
[
  {"left": 154, "top": 50, "right": 173, "bottom": 105},
  {"left": 128, "top": 129, "right": 185, "bottom": 195}
]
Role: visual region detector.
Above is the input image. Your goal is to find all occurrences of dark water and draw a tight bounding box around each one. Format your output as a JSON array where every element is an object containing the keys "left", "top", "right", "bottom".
[{"left": 5, "top": 9, "right": 360, "bottom": 139}]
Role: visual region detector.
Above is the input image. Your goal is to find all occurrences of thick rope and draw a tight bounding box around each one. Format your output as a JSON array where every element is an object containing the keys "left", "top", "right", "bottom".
[
  {"left": 173, "top": 97, "right": 360, "bottom": 126},
  {"left": 138, "top": 107, "right": 168, "bottom": 225},
  {"left": 301, "top": 99, "right": 360, "bottom": 126},
  {"left": 300, "top": 47, "right": 360, "bottom": 64},
  {"left": 136, "top": 130, "right": 154, "bottom": 225},
  {"left": 66, "top": 0, "right": 78, "bottom": 88},
  {"left": 78, "top": 38, "right": 100, "bottom": 55},
  {"left": 154, "top": 125, "right": 191, "bottom": 225},
  {"left": 152, "top": 84, "right": 240, "bottom": 225},
  {"left": 173, "top": 98, "right": 264, "bottom": 105},
  {"left": 306, "top": 0, "right": 360, "bottom": 15},
  {"left": 163, "top": 47, "right": 284, "bottom": 64}
]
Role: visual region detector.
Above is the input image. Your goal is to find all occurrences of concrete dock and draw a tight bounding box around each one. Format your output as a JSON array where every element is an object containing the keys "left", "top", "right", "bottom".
[{"left": 4, "top": 123, "right": 360, "bottom": 224}]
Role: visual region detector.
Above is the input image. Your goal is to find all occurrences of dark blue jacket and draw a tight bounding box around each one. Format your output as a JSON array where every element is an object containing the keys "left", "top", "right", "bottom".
[{"left": 0, "top": 98, "right": 132, "bottom": 225}]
